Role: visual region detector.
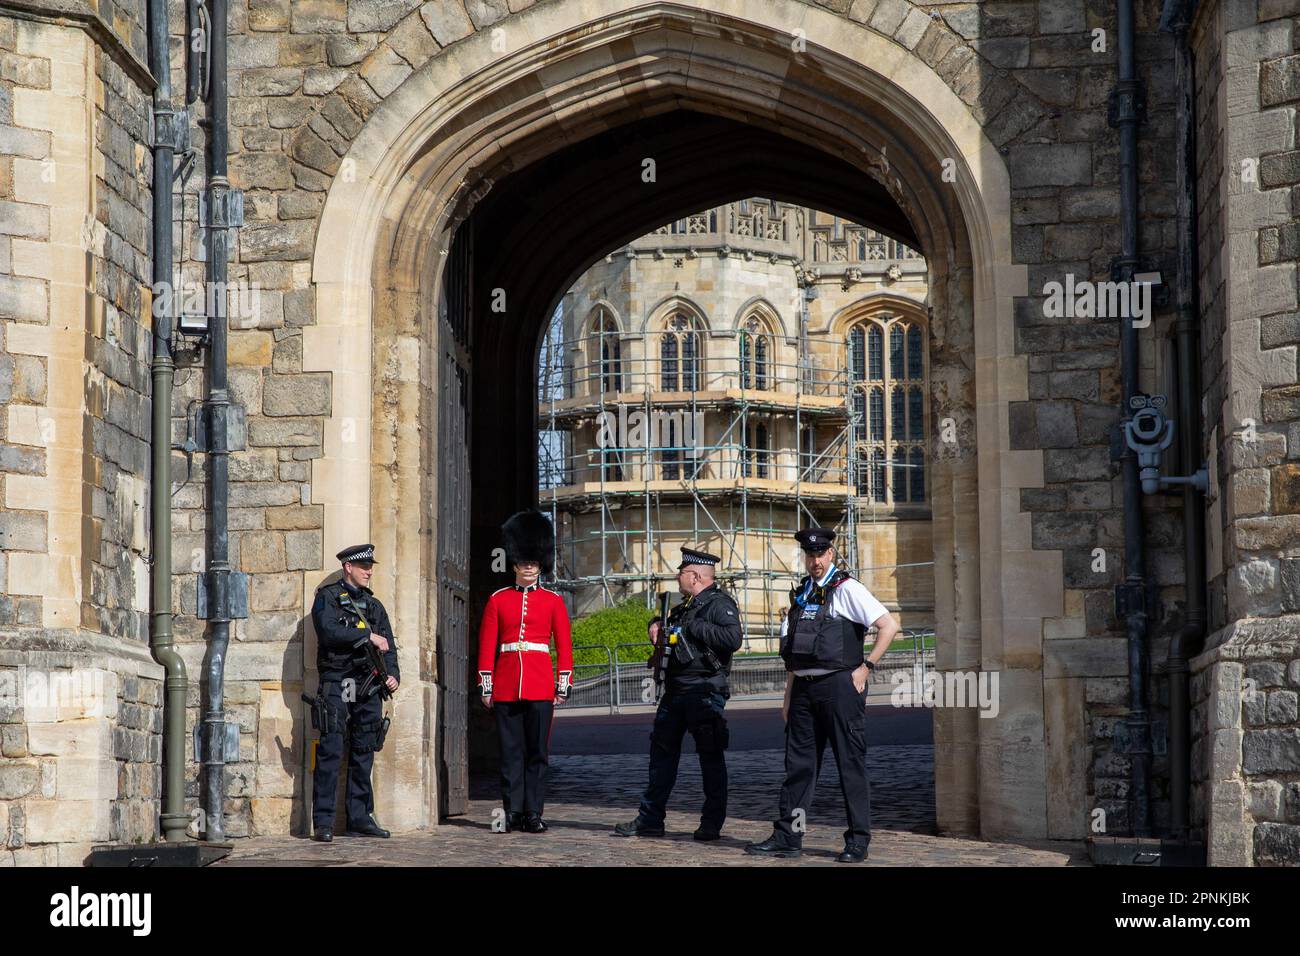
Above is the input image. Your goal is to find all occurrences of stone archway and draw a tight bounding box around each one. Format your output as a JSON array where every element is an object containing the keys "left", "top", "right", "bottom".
[{"left": 307, "top": 0, "right": 1040, "bottom": 839}]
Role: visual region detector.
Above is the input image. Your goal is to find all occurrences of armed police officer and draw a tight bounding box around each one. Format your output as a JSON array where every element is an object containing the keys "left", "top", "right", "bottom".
[
  {"left": 745, "top": 527, "right": 898, "bottom": 862},
  {"left": 308, "top": 544, "right": 400, "bottom": 842},
  {"left": 615, "top": 547, "right": 743, "bottom": 841}
]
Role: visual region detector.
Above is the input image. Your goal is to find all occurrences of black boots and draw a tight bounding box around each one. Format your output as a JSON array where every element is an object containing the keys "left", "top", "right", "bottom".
[
  {"left": 743, "top": 833, "right": 802, "bottom": 858},
  {"left": 836, "top": 843, "right": 868, "bottom": 863},
  {"left": 500, "top": 811, "right": 547, "bottom": 833},
  {"left": 345, "top": 815, "right": 390, "bottom": 838},
  {"left": 613, "top": 817, "right": 666, "bottom": 837}
]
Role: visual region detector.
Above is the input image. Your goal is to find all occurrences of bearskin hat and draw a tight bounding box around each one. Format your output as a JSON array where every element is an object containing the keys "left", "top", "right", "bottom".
[{"left": 501, "top": 509, "right": 554, "bottom": 575}]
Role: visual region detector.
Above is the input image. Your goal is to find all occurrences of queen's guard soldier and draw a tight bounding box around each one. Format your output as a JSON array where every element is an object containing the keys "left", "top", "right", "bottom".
[
  {"left": 308, "top": 544, "right": 400, "bottom": 842},
  {"left": 745, "top": 527, "right": 899, "bottom": 862},
  {"left": 477, "top": 510, "right": 574, "bottom": 833},
  {"left": 615, "top": 547, "right": 743, "bottom": 841}
]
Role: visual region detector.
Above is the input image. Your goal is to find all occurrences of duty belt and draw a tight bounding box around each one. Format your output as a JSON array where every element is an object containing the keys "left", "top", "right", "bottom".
[{"left": 500, "top": 641, "right": 550, "bottom": 653}]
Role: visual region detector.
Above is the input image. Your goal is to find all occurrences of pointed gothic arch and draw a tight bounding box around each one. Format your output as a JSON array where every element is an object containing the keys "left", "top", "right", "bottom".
[
  {"left": 309, "top": 0, "right": 1037, "bottom": 841},
  {"left": 738, "top": 310, "right": 776, "bottom": 391},
  {"left": 586, "top": 304, "right": 623, "bottom": 395}
]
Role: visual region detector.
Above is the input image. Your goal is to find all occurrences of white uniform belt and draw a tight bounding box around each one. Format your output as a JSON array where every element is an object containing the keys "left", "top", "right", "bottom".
[{"left": 500, "top": 641, "right": 549, "bottom": 653}]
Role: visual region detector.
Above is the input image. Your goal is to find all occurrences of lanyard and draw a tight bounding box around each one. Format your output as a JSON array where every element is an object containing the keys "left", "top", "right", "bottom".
[{"left": 794, "top": 566, "right": 837, "bottom": 609}]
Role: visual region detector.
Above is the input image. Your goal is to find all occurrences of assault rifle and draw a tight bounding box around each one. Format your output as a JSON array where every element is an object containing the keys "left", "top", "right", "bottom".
[
  {"left": 649, "top": 592, "right": 672, "bottom": 690},
  {"left": 338, "top": 591, "right": 394, "bottom": 701}
]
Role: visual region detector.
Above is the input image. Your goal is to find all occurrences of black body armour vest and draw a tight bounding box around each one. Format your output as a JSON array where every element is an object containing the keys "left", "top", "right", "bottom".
[
  {"left": 319, "top": 585, "right": 375, "bottom": 675},
  {"left": 779, "top": 570, "right": 866, "bottom": 672}
]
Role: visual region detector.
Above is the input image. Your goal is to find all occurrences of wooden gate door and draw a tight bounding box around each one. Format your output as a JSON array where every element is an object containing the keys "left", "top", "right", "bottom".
[{"left": 437, "top": 221, "right": 472, "bottom": 817}]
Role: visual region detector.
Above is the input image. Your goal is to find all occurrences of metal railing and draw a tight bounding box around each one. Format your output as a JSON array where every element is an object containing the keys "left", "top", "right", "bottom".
[
  {"left": 539, "top": 330, "right": 852, "bottom": 406},
  {"left": 541, "top": 439, "right": 857, "bottom": 489},
  {"left": 567, "top": 644, "right": 617, "bottom": 710},
  {"left": 634, "top": 199, "right": 924, "bottom": 266},
  {"left": 563, "top": 630, "right": 937, "bottom": 714}
]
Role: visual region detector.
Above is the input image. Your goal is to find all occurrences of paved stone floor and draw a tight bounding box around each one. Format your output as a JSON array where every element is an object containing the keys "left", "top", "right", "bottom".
[{"left": 220, "top": 746, "right": 1089, "bottom": 866}]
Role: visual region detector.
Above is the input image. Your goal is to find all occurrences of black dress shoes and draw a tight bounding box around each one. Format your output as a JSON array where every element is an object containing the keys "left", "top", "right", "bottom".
[
  {"left": 613, "top": 817, "right": 665, "bottom": 837},
  {"left": 523, "top": 813, "right": 548, "bottom": 833},
  {"left": 503, "top": 811, "right": 524, "bottom": 832},
  {"left": 836, "top": 844, "right": 868, "bottom": 863},
  {"left": 693, "top": 827, "right": 722, "bottom": 841},
  {"left": 312, "top": 828, "right": 333, "bottom": 843},
  {"left": 743, "top": 833, "right": 802, "bottom": 858},
  {"left": 345, "top": 816, "right": 390, "bottom": 838}
]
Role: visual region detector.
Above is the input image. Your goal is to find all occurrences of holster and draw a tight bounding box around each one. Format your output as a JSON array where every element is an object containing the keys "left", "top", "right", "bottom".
[
  {"left": 351, "top": 715, "right": 390, "bottom": 754},
  {"left": 301, "top": 689, "right": 342, "bottom": 736},
  {"left": 301, "top": 693, "right": 318, "bottom": 731},
  {"left": 692, "top": 712, "right": 730, "bottom": 753}
]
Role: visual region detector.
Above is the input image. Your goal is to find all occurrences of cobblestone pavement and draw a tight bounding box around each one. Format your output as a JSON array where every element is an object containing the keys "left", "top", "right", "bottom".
[{"left": 221, "top": 746, "right": 1089, "bottom": 866}]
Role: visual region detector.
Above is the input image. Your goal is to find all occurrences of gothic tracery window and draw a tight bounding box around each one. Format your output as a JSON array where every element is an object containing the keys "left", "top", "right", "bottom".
[
  {"left": 740, "top": 314, "right": 773, "bottom": 390},
  {"left": 800, "top": 424, "right": 818, "bottom": 481},
  {"left": 662, "top": 417, "right": 680, "bottom": 481},
  {"left": 661, "top": 312, "right": 702, "bottom": 391},
  {"left": 588, "top": 308, "right": 624, "bottom": 481},
  {"left": 593, "top": 309, "right": 622, "bottom": 395},
  {"left": 741, "top": 418, "right": 771, "bottom": 479},
  {"left": 849, "top": 314, "right": 927, "bottom": 504},
  {"left": 660, "top": 415, "right": 701, "bottom": 481}
]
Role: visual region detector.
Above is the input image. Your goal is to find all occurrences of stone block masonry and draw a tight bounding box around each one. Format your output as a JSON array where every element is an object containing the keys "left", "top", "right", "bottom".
[
  {"left": 0, "top": 3, "right": 176, "bottom": 862},
  {"left": 1189, "top": 0, "right": 1300, "bottom": 866}
]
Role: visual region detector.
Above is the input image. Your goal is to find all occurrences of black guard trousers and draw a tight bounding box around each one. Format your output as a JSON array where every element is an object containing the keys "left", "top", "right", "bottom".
[{"left": 496, "top": 699, "right": 555, "bottom": 816}]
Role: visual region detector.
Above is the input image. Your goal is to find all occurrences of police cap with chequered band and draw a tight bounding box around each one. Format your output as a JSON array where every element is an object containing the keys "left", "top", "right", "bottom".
[
  {"left": 794, "top": 527, "right": 836, "bottom": 554},
  {"left": 336, "top": 543, "right": 377, "bottom": 565},
  {"left": 678, "top": 547, "right": 720, "bottom": 570}
]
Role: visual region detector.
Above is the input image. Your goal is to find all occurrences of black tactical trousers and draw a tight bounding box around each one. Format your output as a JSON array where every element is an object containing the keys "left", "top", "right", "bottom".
[
  {"left": 774, "top": 668, "right": 872, "bottom": 848},
  {"left": 312, "top": 677, "right": 386, "bottom": 830},
  {"left": 495, "top": 699, "right": 554, "bottom": 816},
  {"left": 639, "top": 686, "right": 729, "bottom": 831}
]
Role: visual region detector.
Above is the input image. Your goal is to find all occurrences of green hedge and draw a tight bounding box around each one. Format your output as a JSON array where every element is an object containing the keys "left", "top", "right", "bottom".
[{"left": 564, "top": 599, "right": 657, "bottom": 668}]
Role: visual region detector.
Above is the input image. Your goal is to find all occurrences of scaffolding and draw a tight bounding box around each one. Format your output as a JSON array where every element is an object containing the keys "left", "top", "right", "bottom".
[
  {"left": 536, "top": 198, "right": 933, "bottom": 649},
  {"left": 538, "top": 332, "right": 931, "bottom": 650}
]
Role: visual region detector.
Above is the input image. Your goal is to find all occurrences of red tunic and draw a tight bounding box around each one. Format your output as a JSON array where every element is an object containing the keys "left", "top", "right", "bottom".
[{"left": 477, "top": 584, "right": 574, "bottom": 702}]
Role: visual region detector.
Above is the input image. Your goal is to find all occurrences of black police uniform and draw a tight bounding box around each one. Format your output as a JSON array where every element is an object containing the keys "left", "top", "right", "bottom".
[
  {"left": 772, "top": 569, "right": 872, "bottom": 848},
  {"left": 747, "top": 527, "right": 882, "bottom": 862},
  {"left": 627, "top": 550, "right": 743, "bottom": 836},
  {"left": 310, "top": 553, "right": 399, "bottom": 835}
]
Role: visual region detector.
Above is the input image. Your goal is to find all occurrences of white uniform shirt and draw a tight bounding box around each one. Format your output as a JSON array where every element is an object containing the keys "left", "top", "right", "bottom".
[{"left": 780, "top": 565, "right": 891, "bottom": 676}]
